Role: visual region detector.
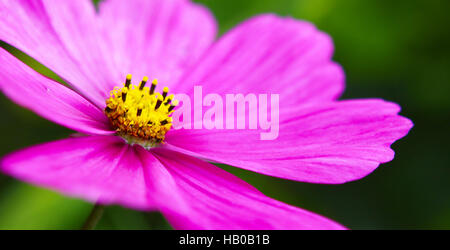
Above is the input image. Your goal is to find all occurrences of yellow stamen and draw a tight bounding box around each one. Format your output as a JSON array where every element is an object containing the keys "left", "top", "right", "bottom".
[
  {"left": 168, "top": 100, "right": 179, "bottom": 112},
  {"left": 162, "top": 86, "right": 169, "bottom": 99},
  {"left": 105, "top": 75, "right": 177, "bottom": 147},
  {"left": 139, "top": 76, "right": 149, "bottom": 90},
  {"left": 125, "top": 74, "right": 132, "bottom": 88},
  {"left": 150, "top": 79, "right": 158, "bottom": 95},
  {"left": 164, "top": 94, "right": 174, "bottom": 105}
]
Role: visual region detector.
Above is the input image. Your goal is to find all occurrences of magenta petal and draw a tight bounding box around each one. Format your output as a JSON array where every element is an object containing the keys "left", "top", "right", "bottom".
[
  {"left": 0, "top": 0, "right": 109, "bottom": 106},
  {"left": 0, "top": 136, "right": 159, "bottom": 210},
  {"left": 0, "top": 0, "right": 216, "bottom": 106},
  {"left": 40, "top": 0, "right": 120, "bottom": 105},
  {"left": 166, "top": 99, "right": 413, "bottom": 184},
  {"left": 95, "top": 0, "right": 217, "bottom": 91},
  {"left": 133, "top": 146, "right": 190, "bottom": 214},
  {"left": 153, "top": 149, "right": 346, "bottom": 230},
  {"left": 0, "top": 49, "right": 113, "bottom": 135},
  {"left": 176, "top": 14, "right": 344, "bottom": 105}
]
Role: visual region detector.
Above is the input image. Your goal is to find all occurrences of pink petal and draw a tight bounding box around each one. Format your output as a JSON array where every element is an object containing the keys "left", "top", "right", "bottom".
[
  {"left": 0, "top": 48, "right": 113, "bottom": 135},
  {"left": 0, "top": 136, "right": 168, "bottom": 210},
  {"left": 98, "top": 0, "right": 217, "bottom": 91},
  {"left": 0, "top": 0, "right": 107, "bottom": 106},
  {"left": 176, "top": 14, "right": 344, "bottom": 105},
  {"left": 134, "top": 146, "right": 190, "bottom": 214},
  {"left": 166, "top": 99, "right": 413, "bottom": 184},
  {"left": 153, "top": 149, "right": 346, "bottom": 230},
  {"left": 0, "top": 0, "right": 217, "bottom": 107},
  {"left": 41, "top": 0, "right": 120, "bottom": 106}
]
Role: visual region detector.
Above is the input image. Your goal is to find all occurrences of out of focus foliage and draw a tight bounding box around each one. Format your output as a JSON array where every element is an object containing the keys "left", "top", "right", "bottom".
[{"left": 0, "top": 0, "right": 448, "bottom": 229}]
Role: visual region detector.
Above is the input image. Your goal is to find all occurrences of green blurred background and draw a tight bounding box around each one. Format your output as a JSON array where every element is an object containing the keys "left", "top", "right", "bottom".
[{"left": 0, "top": 0, "right": 449, "bottom": 229}]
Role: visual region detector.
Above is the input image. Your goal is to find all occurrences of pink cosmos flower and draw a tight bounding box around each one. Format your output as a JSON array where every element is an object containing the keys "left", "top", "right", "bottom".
[{"left": 0, "top": 0, "right": 412, "bottom": 230}]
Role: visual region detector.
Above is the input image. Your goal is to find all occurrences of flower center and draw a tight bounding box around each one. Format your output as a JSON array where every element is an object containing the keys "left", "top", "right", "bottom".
[{"left": 104, "top": 74, "right": 178, "bottom": 148}]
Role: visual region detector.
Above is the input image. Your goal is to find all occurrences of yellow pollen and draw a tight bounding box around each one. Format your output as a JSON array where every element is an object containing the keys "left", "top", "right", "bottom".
[{"left": 105, "top": 74, "right": 177, "bottom": 148}]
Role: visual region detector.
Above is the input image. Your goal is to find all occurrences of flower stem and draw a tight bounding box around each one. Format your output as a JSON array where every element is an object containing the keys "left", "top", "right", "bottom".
[{"left": 81, "top": 203, "right": 105, "bottom": 230}]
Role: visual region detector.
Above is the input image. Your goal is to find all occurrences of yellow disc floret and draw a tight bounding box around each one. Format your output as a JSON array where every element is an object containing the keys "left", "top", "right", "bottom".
[{"left": 105, "top": 74, "right": 178, "bottom": 148}]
